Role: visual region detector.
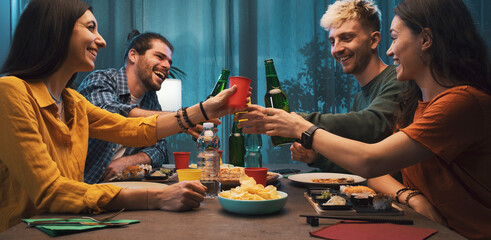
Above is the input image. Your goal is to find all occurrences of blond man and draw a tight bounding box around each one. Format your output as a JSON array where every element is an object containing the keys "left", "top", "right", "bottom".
[{"left": 291, "top": 0, "right": 404, "bottom": 173}]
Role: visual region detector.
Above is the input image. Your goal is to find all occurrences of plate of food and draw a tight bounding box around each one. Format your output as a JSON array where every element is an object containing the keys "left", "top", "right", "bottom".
[
  {"left": 218, "top": 172, "right": 287, "bottom": 215},
  {"left": 307, "top": 188, "right": 352, "bottom": 210},
  {"left": 288, "top": 172, "right": 366, "bottom": 187},
  {"left": 220, "top": 166, "right": 280, "bottom": 189},
  {"left": 305, "top": 186, "right": 402, "bottom": 215},
  {"left": 144, "top": 168, "right": 174, "bottom": 181},
  {"left": 110, "top": 164, "right": 153, "bottom": 181}
]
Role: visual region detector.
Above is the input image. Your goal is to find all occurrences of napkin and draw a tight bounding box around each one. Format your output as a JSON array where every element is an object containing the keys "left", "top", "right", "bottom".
[
  {"left": 310, "top": 221, "right": 438, "bottom": 240},
  {"left": 23, "top": 218, "right": 140, "bottom": 237}
]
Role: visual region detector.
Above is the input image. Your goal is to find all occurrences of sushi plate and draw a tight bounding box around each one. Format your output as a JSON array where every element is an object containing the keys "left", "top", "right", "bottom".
[{"left": 304, "top": 192, "right": 404, "bottom": 216}]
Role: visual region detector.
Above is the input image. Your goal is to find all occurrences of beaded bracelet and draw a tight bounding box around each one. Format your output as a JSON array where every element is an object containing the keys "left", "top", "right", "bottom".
[
  {"left": 174, "top": 108, "right": 187, "bottom": 132},
  {"left": 395, "top": 187, "right": 414, "bottom": 203},
  {"left": 405, "top": 190, "right": 423, "bottom": 206},
  {"left": 199, "top": 101, "right": 209, "bottom": 121},
  {"left": 182, "top": 107, "right": 196, "bottom": 128}
]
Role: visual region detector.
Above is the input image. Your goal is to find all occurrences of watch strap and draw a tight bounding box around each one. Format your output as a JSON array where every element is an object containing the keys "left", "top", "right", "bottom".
[{"left": 301, "top": 125, "right": 321, "bottom": 149}]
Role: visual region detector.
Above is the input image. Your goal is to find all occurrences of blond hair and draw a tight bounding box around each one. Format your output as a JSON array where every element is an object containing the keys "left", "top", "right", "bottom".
[{"left": 320, "top": 0, "right": 381, "bottom": 32}]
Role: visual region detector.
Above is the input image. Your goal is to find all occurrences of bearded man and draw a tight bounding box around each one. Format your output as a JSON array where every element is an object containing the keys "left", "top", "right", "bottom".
[{"left": 79, "top": 30, "right": 177, "bottom": 183}]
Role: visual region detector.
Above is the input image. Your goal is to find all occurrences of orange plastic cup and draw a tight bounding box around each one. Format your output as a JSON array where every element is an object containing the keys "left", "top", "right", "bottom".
[
  {"left": 174, "top": 152, "right": 190, "bottom": 169},
  {"left": 244, "top": 167, "right": 268, "bottom": 186},
  {"left": 228, "top": 76, "right": 251, "bottom": 108}
]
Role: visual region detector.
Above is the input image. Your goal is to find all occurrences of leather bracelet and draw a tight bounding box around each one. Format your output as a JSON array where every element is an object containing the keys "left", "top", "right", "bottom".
[
  {"left": 405, "top": 190, "right": 422, "bottom": 206},
  {"left": 174, "top": 108, "right": 187, "bottom": 131},
  {"left": 395, "top": 187, "right": 414, "bottom": 203},
  {"left": 199, "top": 101, "right": 209, "bottom": 121},
  {"left": 182, "top": 107, "right": 196, "bottom": 128}
]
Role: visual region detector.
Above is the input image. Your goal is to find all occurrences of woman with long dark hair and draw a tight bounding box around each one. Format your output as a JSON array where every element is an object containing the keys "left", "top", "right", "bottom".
[
  {"left": 237, "top": 0, "right": 491, "bottom": 238},
  {"left": 0, "top": 0, "right": 243, "bottom": 232}
]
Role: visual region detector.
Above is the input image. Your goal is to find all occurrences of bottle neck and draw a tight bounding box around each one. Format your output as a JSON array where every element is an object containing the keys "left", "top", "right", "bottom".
[
  {"left": 245, "top": 133, "right": 261, "bottom": 150},
  {"left": 209, "top": 70, "right": 230, "bottom": 97},
  {"left": 265, "top": 63, "right": 281, "bottom": 90},
  {"left": 231, "top": 121, "right": 243, "bottom": 134}
]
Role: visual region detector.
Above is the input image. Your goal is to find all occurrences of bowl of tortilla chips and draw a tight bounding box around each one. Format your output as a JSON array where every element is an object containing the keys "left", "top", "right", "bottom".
[{"left": 218, "top": 170, "right": 288, "bottom": 215}]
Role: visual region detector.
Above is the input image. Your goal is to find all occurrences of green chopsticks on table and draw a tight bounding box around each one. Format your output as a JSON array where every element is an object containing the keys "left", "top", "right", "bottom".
[{"left": 23, "top": 218, "right": 140, "bottom": 237}]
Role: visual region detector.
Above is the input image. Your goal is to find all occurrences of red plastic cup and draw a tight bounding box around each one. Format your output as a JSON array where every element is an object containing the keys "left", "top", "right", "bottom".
[
  {"left": 218, "top": 150, "right": 223, "bottom": 159},
  {"left": 228, "top": 76, "right": 251, "bottom": 108},
  {"left": 174, "top": 152, "right": 190, "bottom": 169},
  {"left": 244, "top": 167, "right": 268, "bottom": 186}
]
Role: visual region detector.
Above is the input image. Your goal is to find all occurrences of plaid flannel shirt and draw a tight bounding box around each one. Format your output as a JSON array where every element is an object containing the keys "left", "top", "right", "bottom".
[{"left": 78, "top": 67, "right": 168, "bottom": 184}]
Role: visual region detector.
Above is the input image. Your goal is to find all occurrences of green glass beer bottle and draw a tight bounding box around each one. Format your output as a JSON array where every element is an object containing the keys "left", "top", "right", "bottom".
[
  {"left": 228, "top": 120, "right": 245, "bottom": 167},
  {"left": 192, "top": 69, "right": 230, "bottom": 141},
  {"left": 207, "top": 69, "right": 230, "bottom": 99},
  {"left": 264, "top": 59, "right": 296, "bottom": 146}
]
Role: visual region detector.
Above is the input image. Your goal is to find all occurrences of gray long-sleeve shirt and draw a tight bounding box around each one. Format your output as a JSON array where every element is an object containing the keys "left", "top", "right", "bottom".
[{"left": 299, "top": 65, "right": 403, "bottom": 173}]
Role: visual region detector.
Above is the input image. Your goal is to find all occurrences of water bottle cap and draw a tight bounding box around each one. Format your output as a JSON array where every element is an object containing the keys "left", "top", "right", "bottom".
[{"left": 203, "top": 122, "right": 214, "bottom": 128}]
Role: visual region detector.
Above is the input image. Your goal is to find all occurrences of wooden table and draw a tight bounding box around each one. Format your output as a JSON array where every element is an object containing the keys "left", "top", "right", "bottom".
[{"left": 0, "top": 164, "right": 466, "bottom": 239}]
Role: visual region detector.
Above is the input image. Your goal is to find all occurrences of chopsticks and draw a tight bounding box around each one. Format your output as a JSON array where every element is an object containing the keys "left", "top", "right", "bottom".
[{"left": 299, "top": 214, "right": 414, "bottom": 227}]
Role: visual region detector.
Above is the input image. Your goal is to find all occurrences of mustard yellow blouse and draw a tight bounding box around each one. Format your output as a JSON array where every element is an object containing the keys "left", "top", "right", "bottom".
[{"left": 0, "top": 76, "right": 159, "bottom": 232}]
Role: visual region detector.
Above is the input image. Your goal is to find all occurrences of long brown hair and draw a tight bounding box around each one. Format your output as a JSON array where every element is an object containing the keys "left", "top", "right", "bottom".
[
  {"left": 0, "top": 0, "right": 92, "bottom": 87},
  {"left": 394, "top": 0, "right": 491, "bottom": 129}
]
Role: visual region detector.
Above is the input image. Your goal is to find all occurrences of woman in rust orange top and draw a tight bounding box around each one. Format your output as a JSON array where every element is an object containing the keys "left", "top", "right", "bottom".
[
  {"left": 0, "top": 0, "right": 244, "bottom": 233},
  {"left": 236, "top": 0, "right": 491, "bottom": 239}
]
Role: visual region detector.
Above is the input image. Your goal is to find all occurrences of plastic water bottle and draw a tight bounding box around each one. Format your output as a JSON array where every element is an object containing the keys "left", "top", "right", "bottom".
[
  {"left": 244, "top": 133, "right": 262, "bottom": 168},
  {"left": 197, "top": 122, "right": 221, "bottom": 198}
]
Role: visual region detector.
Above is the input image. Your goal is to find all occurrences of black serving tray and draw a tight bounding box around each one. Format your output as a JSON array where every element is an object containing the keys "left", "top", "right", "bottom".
[{"left": 305, "top": 187, "right": 404, "bottom": 216}]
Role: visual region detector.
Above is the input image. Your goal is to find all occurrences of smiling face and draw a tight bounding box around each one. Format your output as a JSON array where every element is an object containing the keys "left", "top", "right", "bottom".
[
  {"left": 66, "top": 10, "right": 106, "bottom": 73},
  {"left": 134, "top": 39, "right": 173, "bottom": 91},
  {"left": 328, "top": 19, "right": 375, "bottom": 76},
  {"left": 387, "top": 16, "right": 425, "bottom": 82}
]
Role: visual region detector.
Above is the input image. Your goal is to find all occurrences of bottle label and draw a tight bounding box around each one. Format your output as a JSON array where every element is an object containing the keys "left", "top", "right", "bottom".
[
  {"left": 233, "top": 133, "right": 241, "bottom": 137},
  {"left": 204, "top": 130, "right": 214, "bottom": 137},
  {"left": 269, "top": 88, "right": 282, "bottom": 94}
]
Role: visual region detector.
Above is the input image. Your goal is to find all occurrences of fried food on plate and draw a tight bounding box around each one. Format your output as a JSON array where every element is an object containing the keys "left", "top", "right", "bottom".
[{"left": 311, "top": 177, "right": 355, "bottom": 184}]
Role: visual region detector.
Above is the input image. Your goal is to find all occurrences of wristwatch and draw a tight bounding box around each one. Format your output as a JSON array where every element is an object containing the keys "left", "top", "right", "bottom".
[{"left": 300, "top": 125, "right": 321, "bottom": 149}]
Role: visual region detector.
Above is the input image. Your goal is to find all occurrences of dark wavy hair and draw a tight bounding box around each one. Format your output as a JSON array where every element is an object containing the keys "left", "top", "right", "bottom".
[
  {"left": 0, "top": 0, "right": 92, "bottom": 87},
  {"left": 394, "top": 0, "right": 491, "bottom": 129},
  {"left": 123, "top": 30, "right": 174, "bottom": 62}
]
